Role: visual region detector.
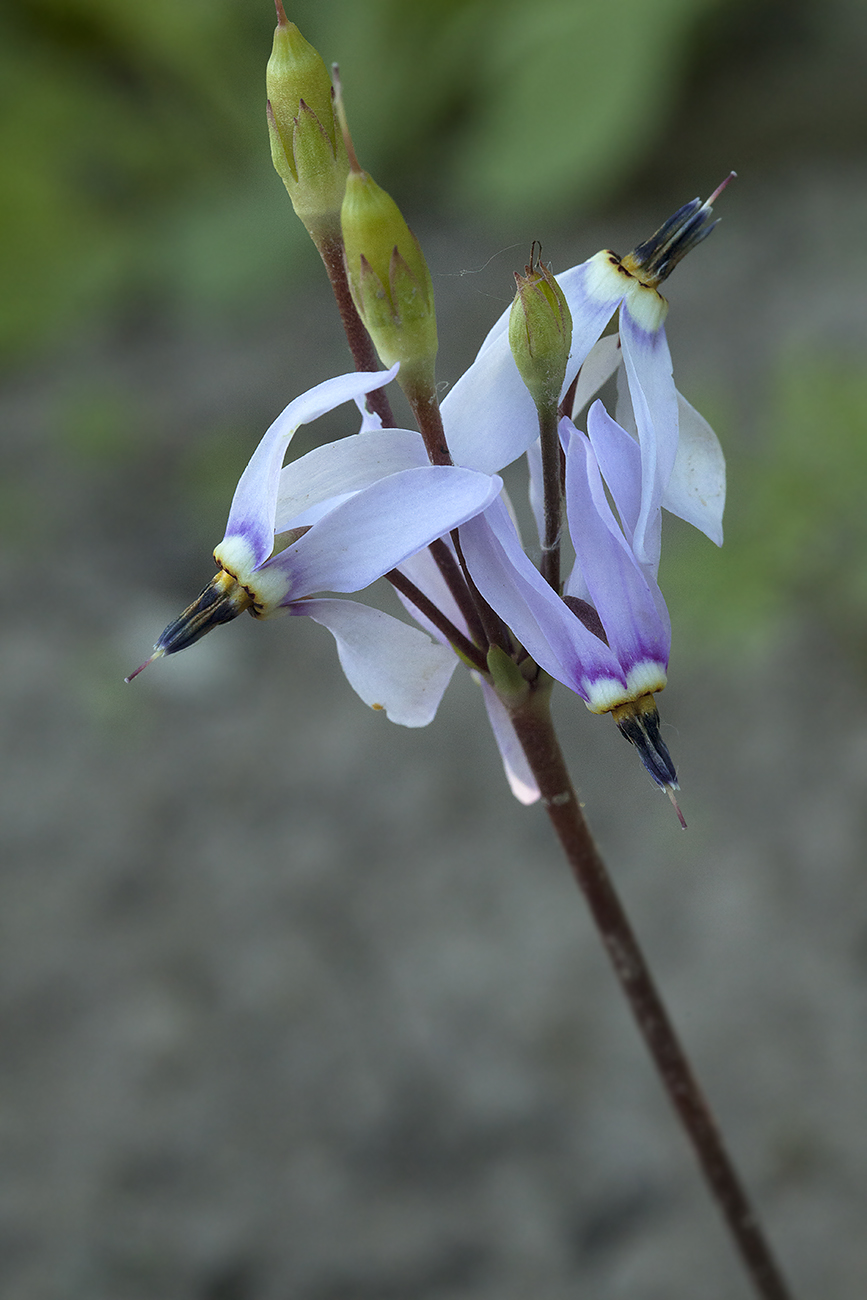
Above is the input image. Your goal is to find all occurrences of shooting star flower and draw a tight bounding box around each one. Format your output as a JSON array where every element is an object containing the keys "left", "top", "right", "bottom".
[
  {"left": 128, "top": 367, "right": 502, "bottom": 726},
  {"left": 442, "top": 179, "right": 732, "bottom": 561},
  {"left": 460, "top": 400, "right": 684, "bottom": 818}
]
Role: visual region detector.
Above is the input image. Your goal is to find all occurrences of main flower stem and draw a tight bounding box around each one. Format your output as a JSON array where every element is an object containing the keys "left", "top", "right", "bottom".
[
  {"left": 315, "top": 232, "right": 396, "bottom": 428},
  {"left": 537, "top": 403, "right": 563, "bottom": 593},
  {"left": 509, "top": 681, "right": 795, "bottom": 1300}
]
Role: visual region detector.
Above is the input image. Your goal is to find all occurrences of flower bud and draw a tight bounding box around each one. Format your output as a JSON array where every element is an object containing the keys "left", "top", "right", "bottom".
[
  {"left": 509, "top": 247, "right": 573, "bottom": 412},
  {"left": 340, "top": 167, "right": 438, "bottom": 391},
  {"left": 266, "top": 4, "right": 349, "bottom": 240}
]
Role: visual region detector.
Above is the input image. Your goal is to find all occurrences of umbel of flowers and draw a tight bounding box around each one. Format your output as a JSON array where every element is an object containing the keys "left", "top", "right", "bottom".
[
  {"left": 125, "top": 20, "right": 805, "bottom": 1294},
  {"left": 129, "top": 3, "right": 729, "bottom": 824}
]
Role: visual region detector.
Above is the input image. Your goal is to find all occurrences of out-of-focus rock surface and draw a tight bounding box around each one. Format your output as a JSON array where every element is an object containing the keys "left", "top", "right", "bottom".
[{"left": 2, "top": 154, "right": 867, "bottom": 1300}]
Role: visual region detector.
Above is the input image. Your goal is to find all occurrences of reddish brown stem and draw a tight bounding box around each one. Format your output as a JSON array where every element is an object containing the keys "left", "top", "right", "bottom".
[
  {"left": 316, "top": 232, "right": 396, "bottom": 427},
  {"left": 385, "top": 569, "right": 487, "bottom": 671},
  {"left": 509, "top": 681, "right": 796, "bottom": 1300}
]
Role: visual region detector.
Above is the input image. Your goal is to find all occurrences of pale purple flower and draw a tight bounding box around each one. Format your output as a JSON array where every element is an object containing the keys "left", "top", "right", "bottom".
[
  {"left": 460, "top": 399, "right": 679, "bottom": 794},
  {"left": 441, "top": 184, "right": 730, "bottom": 563},
  {"left": 131, "top": 367, "right": 503, "bottom": 726}
]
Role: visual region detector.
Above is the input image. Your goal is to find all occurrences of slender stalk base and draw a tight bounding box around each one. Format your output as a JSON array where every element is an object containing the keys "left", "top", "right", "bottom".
[
  {"left": 509, "top": 683, "right": 795, "bottom": 1300},
  {"left": 316, "top": 233, "right": 396, "bottom": 428}
]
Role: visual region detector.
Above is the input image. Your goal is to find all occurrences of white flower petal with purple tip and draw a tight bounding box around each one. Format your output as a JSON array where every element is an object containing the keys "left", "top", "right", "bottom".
[
  {"left": 274, "top": 428, "right": 430, "bottom": 530},
  {"left": 563, "top": 422, "right": 670, "bottom": 700},
  {"left": 617, "top": 304, "right": 678, "bottom": 566},
  {"left": 221, "top": 366, "right": 399, "bottom": 568},
  {"left": 584, "top": 400, "right": 643, "bottom": 547},
  {"left": 263, "top": 465, "right": 502, "bottom": 605},
  {"left": 460, "top": 497, "right": 628, "bottom": 706}
]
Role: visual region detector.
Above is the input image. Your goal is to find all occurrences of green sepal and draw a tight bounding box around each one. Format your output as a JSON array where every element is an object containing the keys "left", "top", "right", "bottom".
[{"left": 486, "top": 645, "right": 530, "bottom": 706}]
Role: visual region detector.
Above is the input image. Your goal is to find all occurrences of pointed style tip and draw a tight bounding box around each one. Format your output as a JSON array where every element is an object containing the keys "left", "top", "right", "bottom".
[
  {"left": 274, "top": 0, "right": 288, "bottom": 27},
  {"left": 706, "top": 171, "right": 736, "bottom": 208},
  {"left": 666, "top": 785, "right": 687, "bottom": 830},
  {"left": 124, "top": 647, "right": 164, "bottom": 683}
]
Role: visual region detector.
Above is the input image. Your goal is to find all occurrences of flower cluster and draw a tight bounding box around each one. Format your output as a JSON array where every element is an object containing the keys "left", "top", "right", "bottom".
[
  {"left": 132, "top": 188, "right": 726, "bottom": 817},
  {"left": 129, "top": 13, "right": 729, "bottom": 819}
]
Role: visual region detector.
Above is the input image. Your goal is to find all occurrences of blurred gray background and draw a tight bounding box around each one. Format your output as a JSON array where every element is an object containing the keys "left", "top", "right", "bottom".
[{"left": 2, "top": 0, "right": 867, "bottom": 1296}]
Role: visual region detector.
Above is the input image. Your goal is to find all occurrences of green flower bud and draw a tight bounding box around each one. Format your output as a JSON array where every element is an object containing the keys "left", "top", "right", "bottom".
[
  {"left": 266, "top": 4, "right": 349, "bottom": 240},
  {"left": 341, "top": 168, "right": 438, "bottom": 390},
  {"left": 508, "top": 247, "right": 573, "bottom": 412}
]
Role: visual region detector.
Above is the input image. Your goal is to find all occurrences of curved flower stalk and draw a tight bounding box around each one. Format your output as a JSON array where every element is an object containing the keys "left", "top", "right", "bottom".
[
  {"left": 128, "top": 368, "right": 503, "bottom": 726},
  {"left": 441, "top": 181, "right": 732, "bottom": 562}
]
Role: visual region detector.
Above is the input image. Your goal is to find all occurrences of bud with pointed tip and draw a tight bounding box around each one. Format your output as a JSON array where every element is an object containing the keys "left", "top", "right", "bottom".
[
  {"left": 508, "top": 247, "right": 573, "bottom": 413},
  {"left": 340, "top": 167, "right": 438, "bottom": 394},
  {"left": 266, "top": 6, "right": 349, "bottom": 240}
]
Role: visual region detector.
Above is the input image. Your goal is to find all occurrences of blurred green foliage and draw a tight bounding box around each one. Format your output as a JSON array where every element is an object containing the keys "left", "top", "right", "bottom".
[
  {"left": 0, "top": 0, "right": 276, "bottom": 356},
  {"left": 2, "top": 0, "right": 740, "bottom": 360},
  {"left": 315, "top": 0, "right": 730, "bottom": 221},
  {"left": 664, "top": 355, "right": 867, "bottom": 659}
]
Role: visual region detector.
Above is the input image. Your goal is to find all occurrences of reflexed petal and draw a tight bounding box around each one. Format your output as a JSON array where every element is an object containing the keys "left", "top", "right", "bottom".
[
  {"left": 564, "top": 428, "right": 670, "bottom": 677},
  {"left": 570, "top": 333, "right": 622, "bottom": 421},
  {"left": 441, "top": 256, "right": 626, "bottom": 475},
  {"left": 618, "top": 305, "right": 677, "bottom": 565},
  {"left": 264, "top": 466, "right": 503, "bottom": 600},
  {"left": 354, "top": 396, "right": 385, "bottom": 432},
  {"left": 584, "top": 403, "right": 641, "bottom": 542},
  {"left": 557, "top": 254, "right": 630, "bottom": 370},
  {"left": 460, "top": 498, "right": 626, "bottom": 701},
  {"left": 526, "top": 436, "right": 545, "bottom": 547},
  {"left": 663, "top": 392, "right": 726, "bottom": 545},
  {"left": 297, "top": 598, "right": 457, "bottom": 727},
  {"left": 441, "top": 330, "right": 540, "bottom": 474},
  {"left": 479, "top": 681, "right": 540, "bottom": 805},
  {"left": 223, "top": 366, "right": 399, "bottom": 566},
  {"left": 275, "top": 429, "right": 429, "bottom": 531}
]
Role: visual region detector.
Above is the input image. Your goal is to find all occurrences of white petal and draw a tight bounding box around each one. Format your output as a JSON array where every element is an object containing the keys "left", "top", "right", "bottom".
[
  {"left": 298, "top": 598, "right": 457, "bottom": 727},
  {"left": 394, "top": 543, "right": 468, "bottom": 641},
  {"left": 441, "top": 254, "right": 624, "bottom": 475},
  {"left": 564, "top": 427, "right": 670, "bottom": 672},
  {"left": 618, "top": 307, "right": 677, "bottom": 566},
  {"left": 441, "top": 329, "right": 540, "bottom": 474},
  {"left": 479, "top": 680, "right": 540, "bottom": 804},
  {"left": 526, "top": 436, "right": 545, "bottom": 548},
  {"left": 460, "top": 498, "right": 625, "bottom": 700},
  {"left": 354, "top": 396, "right": 385, "bottom": 432},
  {"left": 265, "top": 467, "right": 502, "bottom": 600},
  {"left": 662, "top": 391, "right": 726, "bottom": 545},
  {"left": 585, "top": 402, "right": 641, "bottom": 542},
  {"left": 275, "top": 429, "right": 429, "bottom": 531},
  {"left": 222, "top": 366, "right": 399, "bottom": 567},
  {"left": 570, "top": 332, "right": 622, "bottom": 421}
]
